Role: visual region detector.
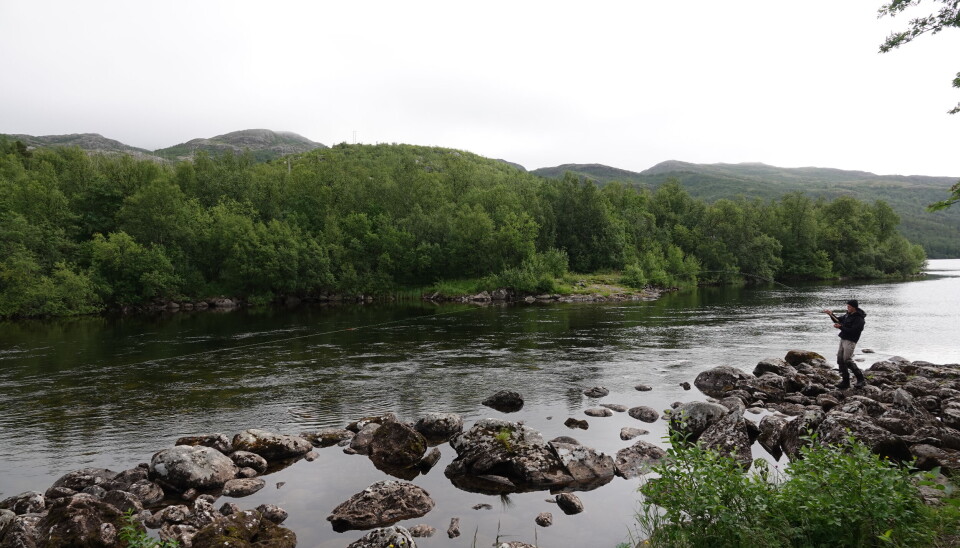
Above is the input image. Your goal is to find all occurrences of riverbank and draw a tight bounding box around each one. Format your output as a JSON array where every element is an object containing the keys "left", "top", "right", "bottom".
[{"left": 4, "top": 351, "right": 959, "bottom": 547}]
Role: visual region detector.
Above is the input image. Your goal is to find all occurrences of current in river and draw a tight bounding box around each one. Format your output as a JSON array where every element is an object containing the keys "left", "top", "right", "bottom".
[{"left": 1, "top": 259, "right": 958, "bottom": 547}]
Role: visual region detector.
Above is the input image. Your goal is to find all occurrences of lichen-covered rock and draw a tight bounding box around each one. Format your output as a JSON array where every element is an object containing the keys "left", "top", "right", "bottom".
[
  {"left": 614, "top": 440, "right": 666, "bottom": 478},
  {"left": 620, "top": 427, "right": 648, "bottom": 440},
  {"left": 408, "top": 524, "right": 436, "bottom": 537},
  {"left": 628, "top": 406, "right": 660, "bottom": 423},
  {"left": 784, "top": 350, "right": 826, "bottom": 367},
  {"left": 698, "top": 410, "right": 753, "bottom": 469},
  {"left": 0, "top": 492, "right": 45, "bottom": 515},
  {"left": 230, "top": 450, "right": 268, "bottom": 474},
  {"left": 583, "top": 386, "right": 609, "bottom": 398},
  {"left": 190, "top": 509, "right": 297, "bottom": 548},
  {"left": 535, "top": 512, "right": 553, "bottom": 527},
  {"left": 550, "top": 442, "right": 615, "bottom": 484},
  {"left": 256, "top": 504, "right": 288, "bottom": 524},
  {"left": 482, "top": 391, "right": 524, "bottom": 412},
  {"left": 231, "top": 429, "right": 313, "bottom": 461},
  {"left": 327, "top": 480, "right": 435, "bottom": 532},
  {"left": 300, "top": 427, "right": 355, "bottom": 448},
  {"left": 36, "top": 493, "right": 124, "bottom": 548},
  {"left": 757, "top": 414, "right": 788, "bottom": 461},
  {"left": 222, "top": 478, "right": 266, "bottom": 497},
  {"left": 369, "top": 421, "right": 427, "bottom": 469},
  {"left": 346, "top": 526, "right": 417, "bottom": 548},
  {"left": 150, "top": 445, "right": 238, "bottom": 492},
  {"left": 349, "top": 423, "right": 381, "bottom": 455},
  {"left": 584, "top": 408, "right": 612, "bottom": 417},
  {"left": 780, "top": 409, "right": 826, "bottom": 460},
  {"left": 1, "top": 513, "right": 41, "bottom": 548},
  {"left": 668, "top": 401, "right": 730, "bottom": 441},
  {"left": 414, "top": 413, "right": 463, "bottom": 442},
  {"left": 694, "top": 366, "right": 752, "bottom": 398},
  {"left": 175, "top": 433, "right": 232, "bottom": 454},
  {"left": 49, "top": 468, "right": 117, "bottom": 493},
  {"left": 102, "top": 490, "right": 142, "bottom": 513},
  {"left": 814, "top": 412, "right": 912, "bottom": 462}
]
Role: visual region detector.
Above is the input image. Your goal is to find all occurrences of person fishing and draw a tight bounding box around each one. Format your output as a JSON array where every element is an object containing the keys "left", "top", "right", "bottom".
[{"left": 822, "top": 299, "right": 867, "bottom": 389}]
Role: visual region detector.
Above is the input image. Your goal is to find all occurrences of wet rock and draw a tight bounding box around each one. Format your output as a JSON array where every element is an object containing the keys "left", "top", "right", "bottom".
[
  {"left": 447, "top": 517, "right": 461, "bottom": 538},
  {"left": 408, "top": 524, "right": 436, "bottom": 537},
  {"left": 699, "top": 410, "right": 753, "bottom": 469},
  {"left": 346, "top": 526, "right": 416, "bottom": 548},
  {"left": 584, "top": 408, "right": 612, "bottom": 417},
  {"left": 36, "top": 493, "right": 124, "bottom": 548},
  {"left": 414, "top": 412, "right": 464, "bottom": 442},
  {"left": 535, "top": 512, "right": 553, "bottom": 527},
  {"left": 301, "top": 427, "right": 355, "bottom": 448},
  {"left": 564, "top": 418, "right": 588, "bottom": 430},
  {"left": 191, "top": 509, "right": 296, "bottom": 548},
  {"left": 150, "top": 445, "right": 238, "bottom": 492},
  {"left": 583, "top": 386, "right": 609, "bottom": 398},
  {"left": 102, "top": 490, "right": 142, "bottom": 513},
  {"left": 628, "top": 406, "right": 660, "bottom": 423},
  {"left": 237, "top": 467, "right": 258, "bottom": 478},
  {"left": 550, "top": 442, "right": 615, "bottom": 484},
  {"left": 635, "top": 384, "right": 653, "bottom": 391},
  {"left": 256, "top": 504, "right": 288, "bottom": 524},
  {"left": 668, "top": 401, "right": 729, "bottom": 441},
  {"left": 350, "top": 423, "right": 382, "bottom": 455},
  {"left": 230, "top": 450, "right": 268, "bottom": 474},
  {"left": 418, "top": 447, "right": 442, "bottom": 474},
  {"left": 473, "top": 504, "right": 493, "bottom": 510},
  {"left": 222, "top": 478, "right": 266, "bottom": 497},
  {"left": 231, "top": 429, "right": 313, "bottom": 461},
  {"left": 615, "top": 440, "right": 667, "bottom": 478},
  {"left": 555, "top": 493, "right": 584, "bottom": 515},
  {"left": 369, "top": 421, "right": 428, "bottom": 469},
  {"left": 327, "top": 480, "right": 435, "bottom": 532},
  {"left": 694, "top": 366, "right": 752, "bottom": 398},
  {"left": 784, "top": 350, "right": 826, "bottom": 366},
  {"left": 600, "top": 403, "right": 628, "bottom": 412},
  {"left": 482, "top": 390, "right": 525, "bottom": 412},
  {"left": 680, "top": 382, "right": 691, "bottom": 390},
  {"left": 175, "top": 433, "right": 232, "bottom": 454},
  {"left": 620, "top": 427, "right": 648, "bottom": 440},
  {"left": 49, "top": 468, "right": 117, "bottom": 493},
  {"left": 0, "top": 492, "right": 45, "bottom": 515}
]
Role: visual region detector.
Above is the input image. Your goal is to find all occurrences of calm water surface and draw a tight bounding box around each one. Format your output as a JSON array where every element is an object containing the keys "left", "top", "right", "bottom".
[{"left": 1, "top": 259, "right": 959, "bottom": 547}]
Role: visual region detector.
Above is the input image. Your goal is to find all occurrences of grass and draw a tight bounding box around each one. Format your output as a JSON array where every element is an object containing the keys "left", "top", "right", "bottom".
[{"left": 118, "top": 510, "right": 180, "bottom": 548}]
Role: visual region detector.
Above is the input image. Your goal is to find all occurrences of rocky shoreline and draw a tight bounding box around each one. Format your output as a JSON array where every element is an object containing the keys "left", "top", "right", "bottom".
[{"left": 2, "top": 351, "right": 957, "bottom": 548}]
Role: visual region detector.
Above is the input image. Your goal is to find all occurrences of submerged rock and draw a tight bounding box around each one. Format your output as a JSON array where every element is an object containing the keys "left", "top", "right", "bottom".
[
  {"left": 191, "top": 509, "right": 297, "bottom": 548},
  {"left": 327, "top": 480, "right": 435, "bottom": 532},
  {"left": 482, "top": 391, "right": 525, "bottom": 413}
]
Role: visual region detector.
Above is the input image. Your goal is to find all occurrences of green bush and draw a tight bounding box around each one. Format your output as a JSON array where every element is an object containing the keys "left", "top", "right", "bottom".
[{"left": 634, "top": 432, "right": 949, "bottom": 548}]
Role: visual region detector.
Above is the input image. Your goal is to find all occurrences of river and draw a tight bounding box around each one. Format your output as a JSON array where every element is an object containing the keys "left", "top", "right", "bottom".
[{"left": 1, "top": 259, "right": 958, "bottom": 547}]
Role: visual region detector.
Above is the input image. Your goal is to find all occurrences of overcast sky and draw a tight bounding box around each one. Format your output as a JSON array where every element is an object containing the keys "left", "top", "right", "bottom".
[{"left": 2, "top": 0, "right": 958, "bottom": 176}]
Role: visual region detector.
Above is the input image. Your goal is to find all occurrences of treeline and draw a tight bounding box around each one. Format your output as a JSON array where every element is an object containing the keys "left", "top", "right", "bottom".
[{"left": 0, "top": 140, "right": 925, "bottom": 318}]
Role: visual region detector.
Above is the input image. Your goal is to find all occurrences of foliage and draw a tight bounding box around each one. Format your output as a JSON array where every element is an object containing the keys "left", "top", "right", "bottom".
[
  {"left": 118, "top": 510, "right": 180, "bottom": 548},
  {"left": 0, "top": 139, "right": 929, "bottom": 318},
  {"left": 634, "top": 431, "right": 951, "bottom": 548}
]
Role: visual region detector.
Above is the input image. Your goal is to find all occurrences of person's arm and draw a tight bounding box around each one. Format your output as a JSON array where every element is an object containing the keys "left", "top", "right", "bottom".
[{"left": 822, "top": 309, "right": 840, "bottom": 324}]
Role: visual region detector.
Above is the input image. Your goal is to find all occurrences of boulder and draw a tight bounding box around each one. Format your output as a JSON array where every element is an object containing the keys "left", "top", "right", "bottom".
[
  {"left": 347, "top": 414, "right": 397, "bottom": 432},
  {"left": 413, "top": 413, "right": 464, "bottom": 442},
  {"left": 408, "top": 524, "right": 436, "bottom": 537},
  {"left": 231, "top": 429, "right": 313, "bottom": 461},
  {"left": 698, "top": 411, "right": 753, "bottom": 469},
  {"left": 535, "top": 512, "right": 553, "bottom": 527},
  {"left": 1, "top": 513, "right": 41, "bottom": 548},
  {"left": 175, "top": 433, "right": 232, "bottom": 454},
  {"left": 694, "top": 366, "right": 752, "bottom": 398},
  {"left": 814, "top": 412, "right": 912, "bottom": 462},
  {"left": 300, "top": 427, "right": 354, "bottom": 448},
  {"left": 230, "top": 451, "right": 268, "bottom": 474},
  {"left": 127, "top": 480, "right": 164, "bottom": 507},
  {"left": 668, "top": 401, "right": 729, "bottom": 441},
  {"left": 482, "top": 391, "right": 524, "bottom": 412},
  {"left": 222, "top": 478, "right": 266, "bottom": 497},
  {"left": 753, "top": 358, "right": 796, "bottom": 377},
  {"left": 635, "top": 384, "right": 653, "bottom": 391},
  {"left": 600, "top": 403, "right": 628, "bottom": 412},
  {"left": 191, "top": 509, "right": 297, "bottom": 548},
  {"left": 584, "top": 408, "right": 612, "bottom": 417},
  {"left": 564, "top": 418, "right": 588, "bottom": 430},
  {"left": 550, "top": 442, "right": 615, "bottom": 484},
  {"left": 327, "top": 480, "right": 435, "bottom": 532},
  {"left": 620, "top": 427, "right": 648, "bottom": 440},
  {"left": 102, "top": 490, "right": 142, "bottom": 513},
  {"left": 150, "top": 445, "right": 238, "bottom": 492},
  {"left": 614, "top": 440, "right": 666, "bottom": 478},
  {"left": 628, "top": 406, "right": 660, "bottom": 423},
  {"left": 255, "top": 504, "right": 288, "bottom": 525},
  {"left": 105, "top": 467, "right": 149, "bottom": 491},
  {"left": 36, "top": 493, "right": 124, "bottom": 547},
  {"left": 0, "top": 492, "right": 44, "bottom": 515},
  {"left": 368, "top": 422, "right": 428, "bottom": 469},
  {"left": 555, "top": 493, "right": 584, "bottom": 515},
  {"left": 757, "top": 415, "right": 788, "bottom": 461},
  {"left": 784, "top": 350, "right": 826, "bottom": 367},
  {"left": 447, "top": 517, "right": 461, "bottom": 538},
  {"left": 910, "top": 444, "right": 960, "bottom": 473},
  {"left": 780, "top": 409, "right": 826, "bottom": 460},
  {"left": 583, "top": 386, "right": 609, "bottom": 398},
  {"left": 349, "top": 423, "right": 381, "bottom": 455},
  {"left": 49, "top": 468, "right": 116, "bottom": 492},
  {"left": 346, "top": 526, "right": 417, "bottom": 548}
]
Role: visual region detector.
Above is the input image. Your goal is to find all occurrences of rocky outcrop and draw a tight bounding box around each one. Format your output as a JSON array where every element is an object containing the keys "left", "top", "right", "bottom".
[
  {"left": 444, "top": 419, "right": 614, "bottom": 494},
  {"left": 327, "top": 480, "right": 435, "bottom": 532}
]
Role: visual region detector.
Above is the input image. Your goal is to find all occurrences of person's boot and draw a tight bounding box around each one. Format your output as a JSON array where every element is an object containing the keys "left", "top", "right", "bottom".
[
  {"left": 835, "top": 367, "right": 850, "bottom": 390},
  {"left": 849, "top": 363, "right": 867, "bottom": 389}
]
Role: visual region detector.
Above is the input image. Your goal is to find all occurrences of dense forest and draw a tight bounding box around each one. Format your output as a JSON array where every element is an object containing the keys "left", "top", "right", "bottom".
[{"left": 0, "top": 139, "right": 926, "bottom": 318}]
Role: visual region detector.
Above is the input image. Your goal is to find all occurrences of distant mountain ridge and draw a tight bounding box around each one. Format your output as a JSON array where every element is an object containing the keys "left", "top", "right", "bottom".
[
  {"left": 532, "top": 161, "right": 960, "bottom": 258},
  {"left": 2, "top": 129, "right": 327, "bottom": 163}
]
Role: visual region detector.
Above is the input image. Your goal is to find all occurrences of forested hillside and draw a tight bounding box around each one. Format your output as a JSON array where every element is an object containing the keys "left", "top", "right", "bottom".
[
  {"left": 533, "top": 161, "right": 960, "bottom": 258},
  {"left": 0, "top": 139, "right": 925, "bottom": 318}
]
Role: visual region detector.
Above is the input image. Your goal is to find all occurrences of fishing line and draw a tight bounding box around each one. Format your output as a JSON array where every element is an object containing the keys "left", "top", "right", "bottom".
[{"left": 698, "top": 270, "right": 804, "bottom": 293}]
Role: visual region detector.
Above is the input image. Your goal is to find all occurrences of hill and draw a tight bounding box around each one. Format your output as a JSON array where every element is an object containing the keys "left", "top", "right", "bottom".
[
  {"left": 3, "top": 133, "right": 158, "bottom": 160},
  {"left": 154, "top": 129, "right": 326, "bottom": 162},
  {"left": 533, "top": 161, "right": 960, "bottom": 258}
]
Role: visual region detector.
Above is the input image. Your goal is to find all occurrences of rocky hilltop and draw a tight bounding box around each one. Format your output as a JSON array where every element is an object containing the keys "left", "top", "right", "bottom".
[
  {"left": 154, "top": 129, "right": 327, "bottom": 162},
  {"left": 4, "top": 133, "right": 156, "bottom": 159}
]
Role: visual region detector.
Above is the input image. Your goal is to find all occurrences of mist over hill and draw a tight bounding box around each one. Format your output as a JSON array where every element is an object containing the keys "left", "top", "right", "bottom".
[{"left": 532, "top": 161, "right": 960, "bottom": 258}]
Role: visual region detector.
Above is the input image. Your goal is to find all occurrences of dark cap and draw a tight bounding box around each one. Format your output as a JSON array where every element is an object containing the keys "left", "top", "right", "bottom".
[{"left": 846, "top": 299, "right": 859, "bottom": 309}]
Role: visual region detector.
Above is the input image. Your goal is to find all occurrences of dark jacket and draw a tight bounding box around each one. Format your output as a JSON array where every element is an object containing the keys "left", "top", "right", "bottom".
[{"left": 838, "top": 308, "right": 866, "bottom": 342}]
